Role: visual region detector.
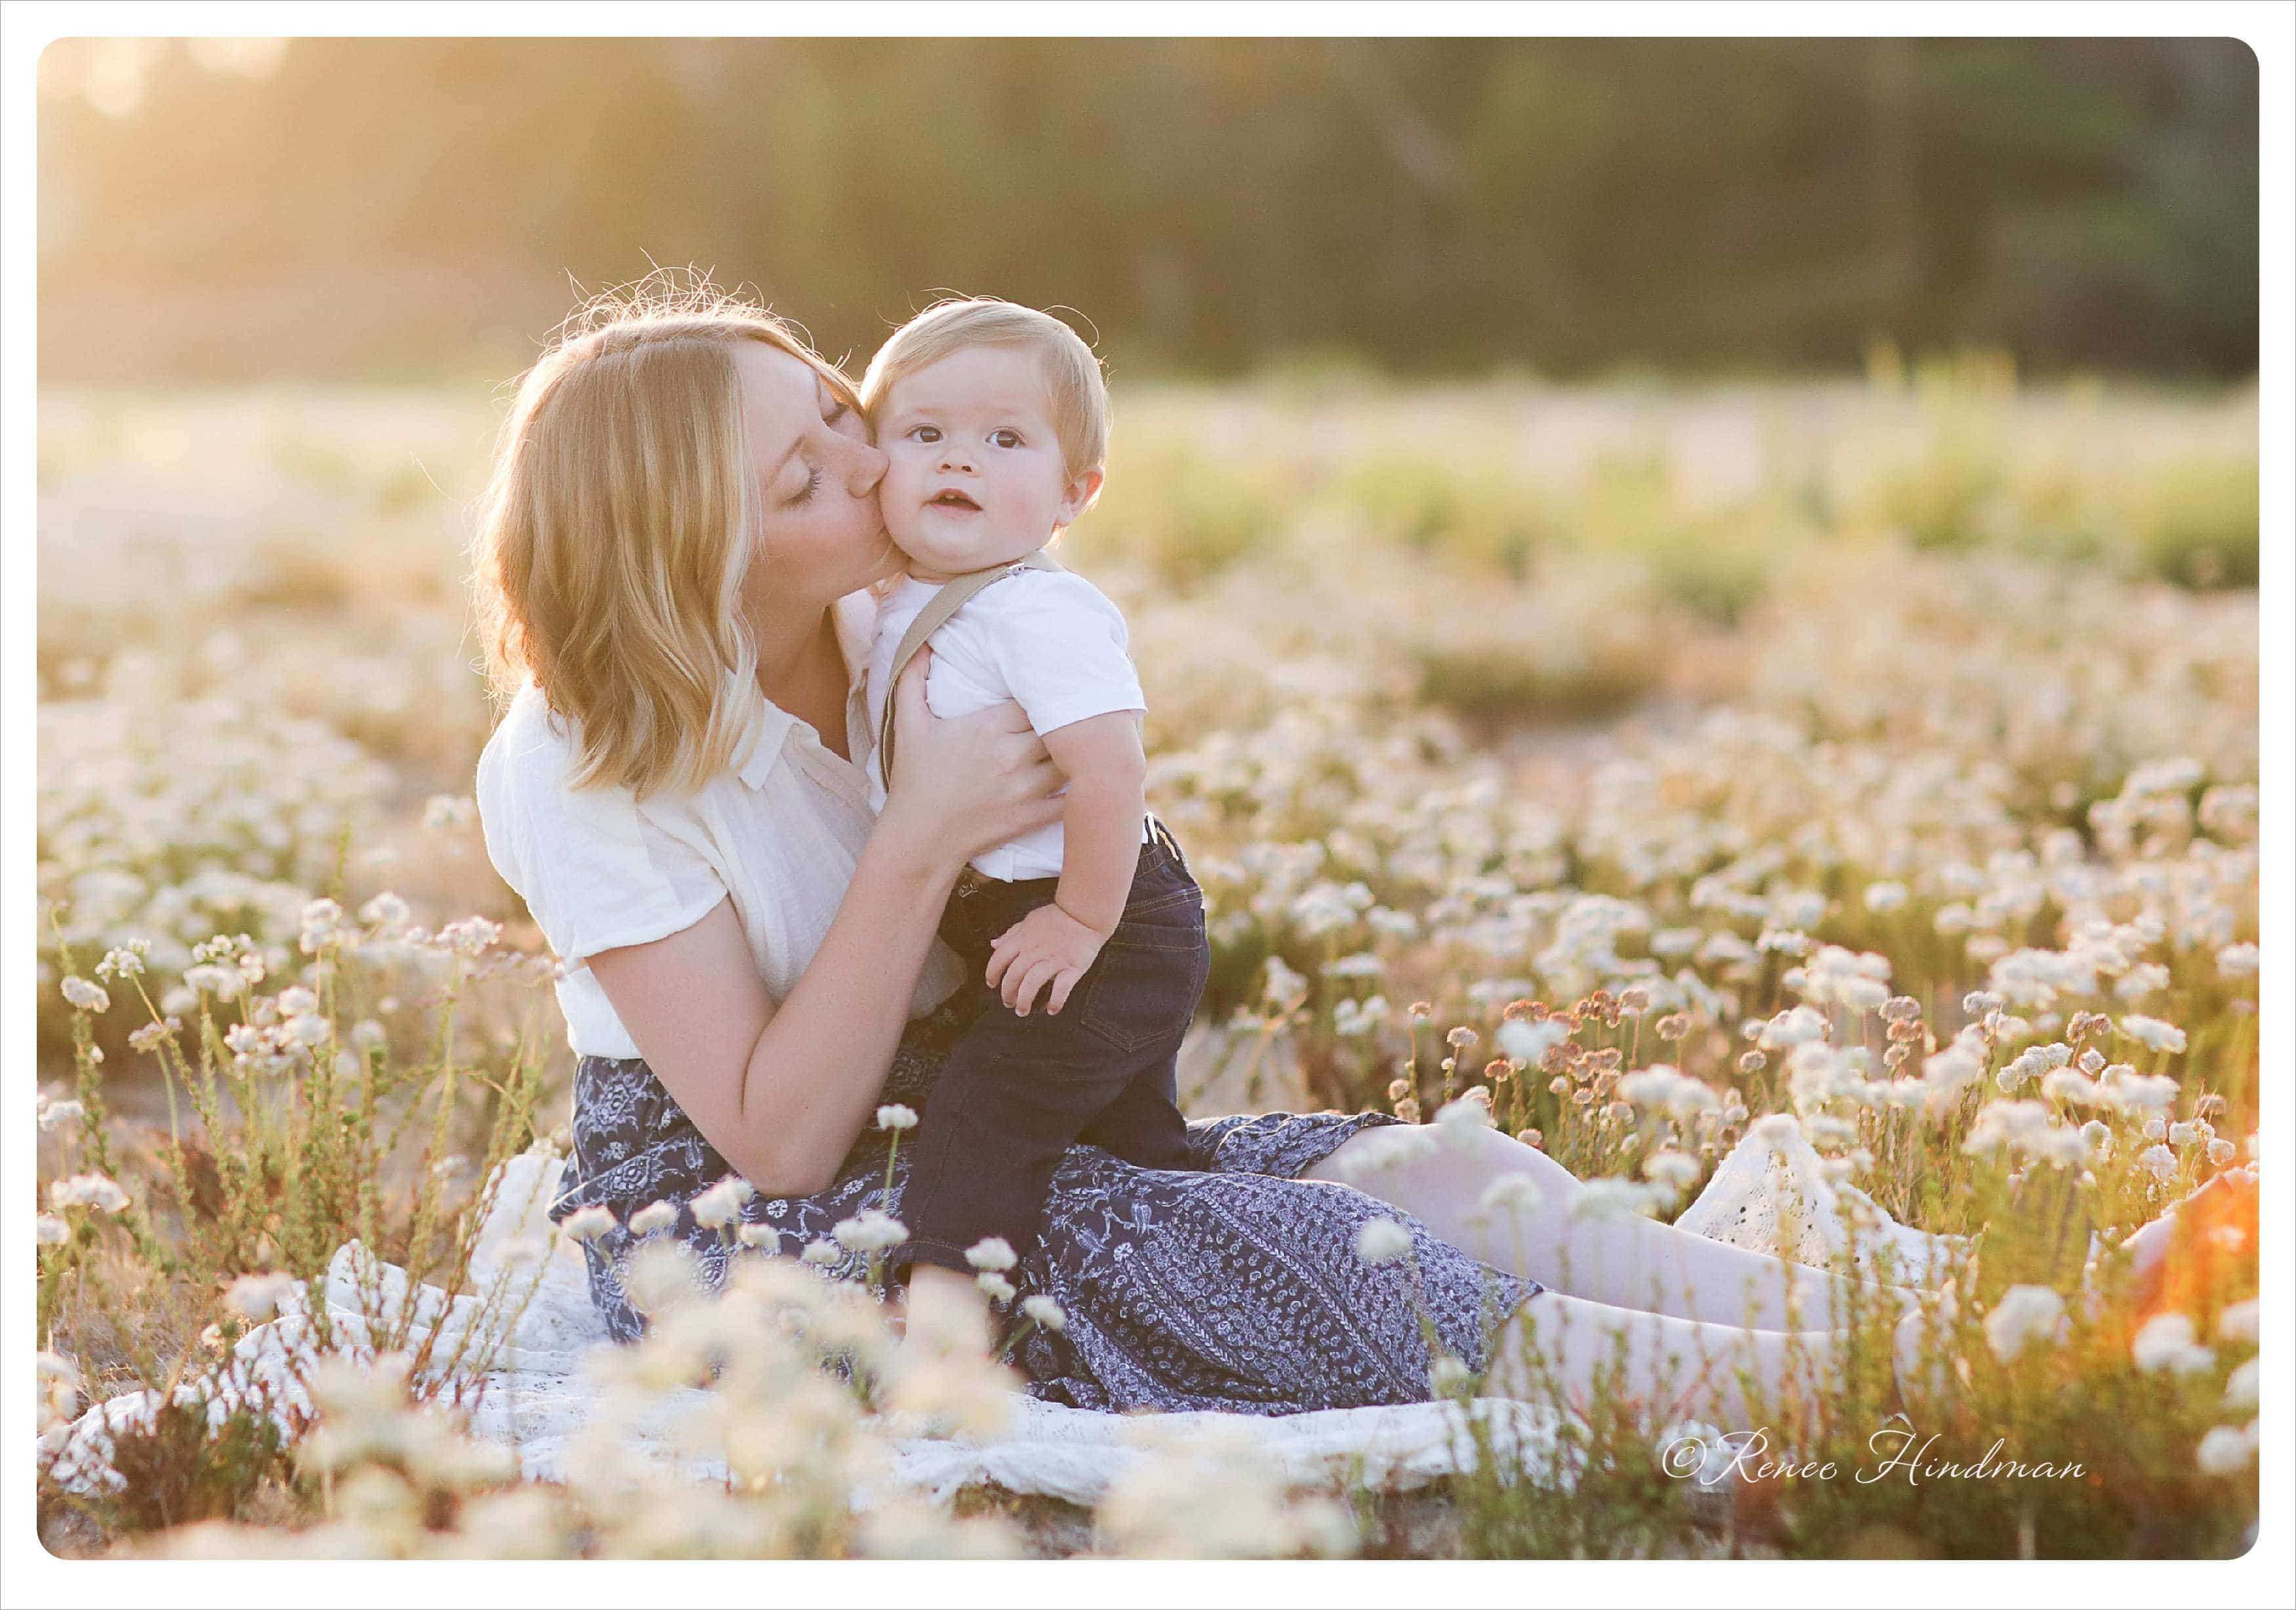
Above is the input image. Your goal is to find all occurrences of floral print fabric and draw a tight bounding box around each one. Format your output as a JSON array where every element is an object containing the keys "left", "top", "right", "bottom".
[{"left": 550, "top": 992, "right": 1544, "bottom": 1414}]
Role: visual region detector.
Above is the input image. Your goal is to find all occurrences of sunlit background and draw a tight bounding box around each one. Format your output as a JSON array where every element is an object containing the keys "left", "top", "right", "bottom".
[
  {"left": 33, "top": 36, "right": 2263, "bottom": 1561},
  {"left": 37, "top": 36, "right": 2259, "bottom": 382}
]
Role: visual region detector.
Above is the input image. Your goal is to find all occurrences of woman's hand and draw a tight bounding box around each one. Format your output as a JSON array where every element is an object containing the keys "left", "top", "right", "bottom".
[{"left": 878, "top": 644, "right": 1065, "bottom": 866}]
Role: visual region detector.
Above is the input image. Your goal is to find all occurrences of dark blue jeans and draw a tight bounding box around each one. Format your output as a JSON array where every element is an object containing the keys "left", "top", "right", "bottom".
[{"left": 889, "top": 818, "right": 1209, "bottom": 1284}]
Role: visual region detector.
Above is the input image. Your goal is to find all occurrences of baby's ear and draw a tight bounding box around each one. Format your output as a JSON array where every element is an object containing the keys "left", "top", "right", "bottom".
[{"left": 1061, "top": 466, "right": 1106, "bottom": 526}]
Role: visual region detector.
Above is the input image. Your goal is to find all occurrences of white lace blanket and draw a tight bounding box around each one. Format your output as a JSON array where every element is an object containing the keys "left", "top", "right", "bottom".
[{"left": 42, "top": 1114, "right": 1961, "bottom": 1508}]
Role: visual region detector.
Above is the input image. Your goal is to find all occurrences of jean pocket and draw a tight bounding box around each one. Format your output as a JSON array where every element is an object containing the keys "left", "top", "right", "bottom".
[
  {"left": 1075, "top": 923, "right": 1210, "bottom": 1055},
  {"left": 1103, "top": 882, "right": 1207, "bottom": 950}
]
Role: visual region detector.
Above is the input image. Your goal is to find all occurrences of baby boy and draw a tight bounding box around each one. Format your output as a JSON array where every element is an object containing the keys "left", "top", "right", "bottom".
[{"left": 858, "top": 298, "right": 1209, "bottom": 1294}]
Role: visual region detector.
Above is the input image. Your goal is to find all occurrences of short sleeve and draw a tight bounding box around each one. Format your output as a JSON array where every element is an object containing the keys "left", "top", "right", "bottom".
[
  {"left": 474, "top": 692, "right": 729, "bottom": 966},
  {"left": 979, "top": 572, "right": 1147, "bottom": 737}
]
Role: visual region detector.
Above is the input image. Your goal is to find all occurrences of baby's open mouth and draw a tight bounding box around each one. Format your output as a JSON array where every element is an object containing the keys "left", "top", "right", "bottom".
[{"left": 928, "top": 489, "right": 981, "bottom": 511}]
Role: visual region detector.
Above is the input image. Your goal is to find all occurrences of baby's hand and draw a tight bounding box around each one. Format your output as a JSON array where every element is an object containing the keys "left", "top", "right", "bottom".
[{"left": 985, "top": 903, "right": 1109, "bottom": 1018}]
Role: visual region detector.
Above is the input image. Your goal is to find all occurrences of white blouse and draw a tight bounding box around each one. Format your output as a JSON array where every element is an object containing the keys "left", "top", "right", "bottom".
[{"left": 474, "top": 589, "right": 966, "bottom": 1059}]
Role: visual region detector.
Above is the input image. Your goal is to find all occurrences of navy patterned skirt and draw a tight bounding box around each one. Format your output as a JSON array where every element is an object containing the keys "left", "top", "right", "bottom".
[{"left": 549, "top": 991, "right": 1542, "bottom": 1414}]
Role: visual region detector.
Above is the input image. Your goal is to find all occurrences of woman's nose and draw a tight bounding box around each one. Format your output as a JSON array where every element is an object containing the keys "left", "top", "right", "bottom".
[{"left": 845, "top": 437, "right": 889, "bottom": 493}]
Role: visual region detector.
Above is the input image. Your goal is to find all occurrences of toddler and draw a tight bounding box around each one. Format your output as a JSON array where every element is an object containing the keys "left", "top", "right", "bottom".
[{"left": 859, "top": 298, "right": 1208, "bottom": 1289}]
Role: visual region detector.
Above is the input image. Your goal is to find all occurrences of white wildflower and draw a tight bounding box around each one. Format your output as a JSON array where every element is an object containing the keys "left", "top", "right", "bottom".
[
  {"left": 49, "top": 1173, "right": 131, "bottom": 1214},
  {"left": 689, "top": 1174, "right": 756, "bottom": 1230},
  {"left": 628, "top": 1200, "right": 678, "bottom": 1237},
  {"left": 965, "top": 1237, "right": 1018, "bottom": 1272},
  {"left": 423, "top": 794, "right": 478, "bottom": 831},
  {"left": 875, "top": 1104, "right": 919, "bottom": 1132},
  {"left": 2131, "top": 1312, "right": 2215, "bottom": 1374},
  {"left": 1353, "top": 1218, "right": 1414, "bottom": 1266},
  {"left": 1496, "top": 1017, "right": 1568, "bottom": 1066},
  {"left": 182, "top": 963, "right": 242, "bottom": 999},
  {"left": 1261, "top": 955, "right": 1309, "bottom": 1008},
  {"left": 1477, "top": 1173, "right": 1546, "bottom": 1217},
  {"left": 1429, "top": 1353, "right": 1475, "bottom": 1397},
  {"left": 832, "top": 1208, "right": 909, "bottom": 1254},
  {"left": 2195, "top": 1424, "right": 2257, "bottom": 1476},
  {"left": 1433, "top": 1095, "right": 1491, "bottom": 1139},
  {"left": 1983, "top": 1285, "right": 2068, "bottom": 1362},
  {"left": 1570, "top": 1178, "right": 1662, "bottom": 1220},
  {"left": 1332, "top": 994, "right": 1390, "bottom": 1037},
  {"left": 436, "top": 915, "right": 502, "bottom": 957},
  {"left": 359, "top": 891, "right": 412, "bottom": 930},
  {"left": 1757, "top": 1005, "right": 1828, "bottom": 1049},
  {"left": 2213, "top": 943, "right": 2259, "bottom": 978},
  {"left": 95, "top": 945, "right": 147, "bottom": 981},
  {"left": 623, "top": 1240, "right": 703, "bottom": 1314},
  {"left": 60, "top": 976, "right": 110, "bottom": 1013},
  {"left": 222, "top": 1271, "right": 300, "bottom": 1323},
  {"left": 1642, "top": 1150, "right": 1703, "bottom": 1192},
  {"left": 2118, "top": 1015, "right": 2187, "bottom": 1054},
  {"left": 1021, "top": 1295, "right": 1065, "bottom": 1332},
  {"left": 560, "top": 1205, "right": 615, "bottom": 1244}
]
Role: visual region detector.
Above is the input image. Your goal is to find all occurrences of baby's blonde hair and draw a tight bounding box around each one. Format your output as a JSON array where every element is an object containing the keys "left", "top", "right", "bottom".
[
  {"left": 859, "top": 297, "right": 1109, "bottom": 480},
  {"left": 469, "top": 273, "right": 860, "bottom": 799}
]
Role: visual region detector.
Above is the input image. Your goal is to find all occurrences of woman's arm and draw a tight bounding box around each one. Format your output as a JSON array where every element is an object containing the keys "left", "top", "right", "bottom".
[{"left": 587, "top": 648, "right": 1063, "bottom": 1197}]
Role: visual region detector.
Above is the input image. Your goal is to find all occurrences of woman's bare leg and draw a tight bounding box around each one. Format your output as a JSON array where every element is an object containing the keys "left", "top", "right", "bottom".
[
  {"left": 1308, "top": 1124, "right": 1927, "bottom": 1331},
  {"left": 1480, "top": 1289, "right": 1842, "bottom": 1431}
]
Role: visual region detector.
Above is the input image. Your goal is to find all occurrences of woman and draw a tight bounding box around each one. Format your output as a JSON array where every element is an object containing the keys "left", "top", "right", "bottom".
[{"left": 466, "top": 282, "right": 2103, "bottom": 1428}]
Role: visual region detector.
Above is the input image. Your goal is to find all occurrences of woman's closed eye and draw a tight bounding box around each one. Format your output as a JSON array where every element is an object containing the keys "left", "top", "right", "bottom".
[{"left": 783, "top": 464, "right": 822, "bottom": 506}]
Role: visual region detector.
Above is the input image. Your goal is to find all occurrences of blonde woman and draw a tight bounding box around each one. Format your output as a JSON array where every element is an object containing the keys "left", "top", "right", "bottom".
[{"left": 470, "top": 279, "right": 2208, "bottom": 1430}]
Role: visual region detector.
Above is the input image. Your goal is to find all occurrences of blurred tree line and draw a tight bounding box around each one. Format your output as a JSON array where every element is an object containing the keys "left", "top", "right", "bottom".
[{"left": 36, "top": 35, "right": 2257, "bottom": 382}]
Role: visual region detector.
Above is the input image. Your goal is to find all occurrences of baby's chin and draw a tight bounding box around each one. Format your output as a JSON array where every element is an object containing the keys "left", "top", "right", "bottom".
[{"left": 888, "top": 525, "right": 1052, "bottom": 578}]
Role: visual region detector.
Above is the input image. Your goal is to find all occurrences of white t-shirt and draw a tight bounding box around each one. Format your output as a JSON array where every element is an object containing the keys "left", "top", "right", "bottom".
[
  {"left": 865, "top": 566, "right": 1149, "bottom": 882},
  {"left": 474, "top": 589, "right": 965, "bottom": 1059}
]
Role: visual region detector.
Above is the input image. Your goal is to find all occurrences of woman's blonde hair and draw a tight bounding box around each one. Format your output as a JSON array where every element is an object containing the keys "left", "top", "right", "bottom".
[
  {"left": 859, "top": 296, "right": 1109, "bottom": 480},
  {"left": 470, "top": 273, "right": 861, "bottom": 799}
]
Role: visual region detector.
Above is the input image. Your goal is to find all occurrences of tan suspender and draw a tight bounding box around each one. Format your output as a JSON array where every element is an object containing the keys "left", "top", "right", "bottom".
[{"left": 874, "top": 548, "right": 1065, "bottom": 790}]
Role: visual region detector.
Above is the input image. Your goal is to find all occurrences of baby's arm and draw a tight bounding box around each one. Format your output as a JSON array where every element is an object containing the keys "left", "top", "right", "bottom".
[{"left": 982, "top": 712, "right": 1146, "bottom": 1016}]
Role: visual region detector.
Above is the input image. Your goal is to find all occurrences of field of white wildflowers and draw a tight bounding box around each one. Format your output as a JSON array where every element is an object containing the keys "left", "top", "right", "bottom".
[{"left": 33, "top": 354, "right": 2261, "bottom": 1559}]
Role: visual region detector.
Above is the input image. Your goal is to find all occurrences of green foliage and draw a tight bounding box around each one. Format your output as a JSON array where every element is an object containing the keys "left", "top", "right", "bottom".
[
  {"left": 2129, "top": 455, "right": 2259, "bottom": 590},
  {"left": 1339, "top": 453, "right": 1553, "bottom": 578},
  {"left": 82, "top": 1394, "right": 298, "bottom": 1537},
  {"left": 1076, "top": 437, "right": 1284, "bottom": 589},
  {"left": 34, "top": 39, "right": 2258, "bottom": 384}
]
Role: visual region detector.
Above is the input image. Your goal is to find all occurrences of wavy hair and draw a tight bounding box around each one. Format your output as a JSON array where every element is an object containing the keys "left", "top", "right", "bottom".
[{"left": 470, "top": 273, "right": 861, "bottom": 798}]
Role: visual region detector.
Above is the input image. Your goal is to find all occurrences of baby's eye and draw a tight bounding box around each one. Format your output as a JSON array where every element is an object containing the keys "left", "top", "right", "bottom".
[
  {"left": 989, "top": 428, "right": 1023, "bottom": 449},
  {"left": 907, "top": 424, "right": 941, "bottom": 444}
]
